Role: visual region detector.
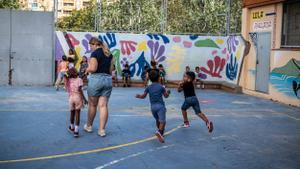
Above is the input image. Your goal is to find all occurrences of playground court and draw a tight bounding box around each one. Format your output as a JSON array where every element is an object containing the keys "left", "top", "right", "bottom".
[{"left": 0, "top": 86, "right": 299, "bottom": 169}]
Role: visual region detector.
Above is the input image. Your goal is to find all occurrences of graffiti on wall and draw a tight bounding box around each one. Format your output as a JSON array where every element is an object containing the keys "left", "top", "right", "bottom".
[
  {"left": 270, "top": 58, "right": 300, "bottom": 99},
  {"left": 55, "top": 32, "right": 246, "bottom": 84}
]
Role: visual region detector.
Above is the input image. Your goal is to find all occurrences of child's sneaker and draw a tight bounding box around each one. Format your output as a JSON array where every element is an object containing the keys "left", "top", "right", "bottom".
[
  {"left": 74, "top": 131, "right": 79, "bottom": 137},
  {"left": 181, "top": 121, "right": 190, "bottom": 128},
  {"left": 84, "top": 124, "right": 93, "bottom": 133},
  {"left": 68, "top": 126, "right": 74, "bottom": 133},
  {"left": 155, "top": 131, "right": 165, "bottom": 143},
  {"left": 206, "top": 121, "right": 214, "bottom": 133},
  {"left": 98, "top": 130, "right": 106, "bottom": 137}
]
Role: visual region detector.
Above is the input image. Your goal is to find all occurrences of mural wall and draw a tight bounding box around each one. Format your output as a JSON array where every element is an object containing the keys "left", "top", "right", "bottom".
[{"left": 55, "top": 31, "right": 246, "bottom": 84}]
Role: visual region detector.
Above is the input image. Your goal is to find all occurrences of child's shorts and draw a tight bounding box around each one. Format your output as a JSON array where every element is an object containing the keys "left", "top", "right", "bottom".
[
  {"left": 151, "top": 104, "right": 166, "bottom": 123},
  {"left": 181, "top": 96, "right": 202, "bottom": 114},
  {"left": 69, "top": 95, "right": 83, "bottom": 110}
]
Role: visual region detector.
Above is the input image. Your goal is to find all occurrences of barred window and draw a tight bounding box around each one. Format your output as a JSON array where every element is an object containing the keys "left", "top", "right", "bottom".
[{"left": 281, "top": 1, "right": 300, "bottom": 47}]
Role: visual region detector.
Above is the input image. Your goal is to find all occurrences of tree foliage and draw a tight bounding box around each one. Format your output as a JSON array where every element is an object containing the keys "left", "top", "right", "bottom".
[
  {"left": 56, "top": 0, "right": 242, "bottom": 34},
  {"left": 0, "top": 0, "right": 20, "bottom": 9}
]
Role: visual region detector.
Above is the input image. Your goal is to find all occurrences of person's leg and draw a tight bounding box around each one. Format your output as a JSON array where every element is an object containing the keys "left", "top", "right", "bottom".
[
  {"left": 181, "top": 99, "right": 190, "bottom": 127},
  {"left": 123, "top": 77, "right": 126, "bottom": 87},
  {"left": 86, "top": 96, "right": 99, "bottom": 127},
  {"left": 192, "top": 97, "right": 213, "bottom": 132},
  {"left": 74, "top": 109, "right": 81, "bottom": 137},
  {"left": 98, "top": 96, "right": 109, "bottom": 136},
  {"left": 128, "top": 77, "right": 131, "bottom": 87},
  {"left": 70, "top": 109, "right": 75, "bottom": 129},
  {"left": 75, "top": 109, "right": 80, "bottom": 126}
]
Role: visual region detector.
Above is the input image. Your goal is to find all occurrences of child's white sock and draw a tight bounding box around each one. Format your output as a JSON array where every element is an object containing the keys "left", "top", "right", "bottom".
[
  {"left": 70, "top": 124, "right": 74, "bottom": 129},
  {"left": 75, "top": 125, "right": 79, "bottom": 132}
]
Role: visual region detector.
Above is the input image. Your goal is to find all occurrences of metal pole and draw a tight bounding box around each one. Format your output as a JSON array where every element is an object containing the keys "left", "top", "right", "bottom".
[
  {"left": 53, "top": 0, "right": 58, "bottom": 23},
  {"left": 226, "top": 0, "right": 232, "bottom": 36}
]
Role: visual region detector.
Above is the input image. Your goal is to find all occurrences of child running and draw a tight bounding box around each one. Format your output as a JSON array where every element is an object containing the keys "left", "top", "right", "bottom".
[
  {"left": 66, "top": 67, "right": 87, "bottom": 137},
  {"left": 136, "top": 69, "right": 170, "bottom": 143},
  {"left": 178, "top": 71, "right": 213, "bottom": 133},
  {"left": 55, "top": 55, "right": 69, "bottom": 91}
]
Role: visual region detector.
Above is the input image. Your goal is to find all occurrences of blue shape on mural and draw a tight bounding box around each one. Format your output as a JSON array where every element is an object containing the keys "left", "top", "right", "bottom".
[
  {"left": 292, "top": 80, "right": 300, "bottom": 98},
  {"left": 55, "top": 34, "right": 65, "bottom": 60},
  {"left": 82, "top": 33, "right": 93, "bottom": 54},
  {"left": 129, "top": 52, "right": 150, "bottom": 77},
  {"left": 226, "top": 54, "right": 238, "bottom": 80},
  {"left": 99, "top": 33, "right": 117, "bottom": 49},
  {"left": 146, "top": 33, "right": 170, "bottom": 44},
  {"left": 189, "top": 35, "right": 199, "bottom": 40}
]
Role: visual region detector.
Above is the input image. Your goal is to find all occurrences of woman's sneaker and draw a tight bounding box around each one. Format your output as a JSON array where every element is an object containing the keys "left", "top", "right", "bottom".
[
  {"left": 98, "top": 130, "right": 106, "bottom": 137},
  {"left": 74, "top": 131, "right": 79, "bottom": 137},
  {"left": 84, "top": 124, "right": 93, "bottom": 133},
  {"left": 181, "top": 121, "right": 190, "bottom": 128},
  {"left": 206, "top": 121, "right": 214, "bottom": 133},
  {"left": 155, "top": 131, "right": 165, "bottom": 143}
]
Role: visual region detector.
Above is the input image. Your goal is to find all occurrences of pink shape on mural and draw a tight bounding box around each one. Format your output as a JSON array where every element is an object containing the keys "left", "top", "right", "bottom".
[
  {"left": 66, "top": 33, "right": 80, "bottom": 46},
  {"left": 120, "top": 40, "right": 137, "bottom": 55},
  {"left": 173, "top": 36, "right": 181, "bottom": 43},
  {"left": 200, "top": 56, "right": 226, "bottom": 78},
  {"left": 183, "top": 41, "right": 193, "bottom": 48}
]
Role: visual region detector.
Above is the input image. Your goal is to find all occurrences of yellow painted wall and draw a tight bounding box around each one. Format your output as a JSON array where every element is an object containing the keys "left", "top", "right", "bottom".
[{"left": 241, "top": 3, "right": 300, "bottom": 107}]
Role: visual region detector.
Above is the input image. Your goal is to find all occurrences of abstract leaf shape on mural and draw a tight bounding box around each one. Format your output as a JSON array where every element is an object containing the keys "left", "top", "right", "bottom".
[
  {"left": 147, "top": 33, "right": 170, "bottom": 44},
  {"left": 112, "top": 49, "right": 121, "bottom": 74},
  {"left": 194, "top": 39, "right": 220, "bottom": 49},
  {"left": 129, "top": 52, "right": 150, "bottom": 77},
  {"left": 200, "top": 56, "right": 226, "bottom": 78},
  {"left": 226, "top": 54, "right": 238, "bottom": 80},
  {"left": 189, "top": 35, "right": 199, "bottom": 40},
  {"left": 55, "top": 34, "right": 65, "bottom": 60},
  {"left": 82, "top": 33, "right": 93, "bottom": 54},
  {"left": 120, "top": 41, "right": 137, "bottom": 55},
  {"left": 66, "top": 33, "right": 80, "bottom": 46},
  {"left": 99, "top": 33, "right": 117, "bottom": 49},
  {"left": 227, "top": 36, "right": 239, "bottom": 53},
  {"left": 147, "top": 40, "right": 166, "bottom": 63}
]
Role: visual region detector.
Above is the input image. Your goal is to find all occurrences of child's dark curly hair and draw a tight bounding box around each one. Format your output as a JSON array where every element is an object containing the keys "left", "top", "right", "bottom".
[
  {"left": 68, "top": 67, "right": 78, "bottom": 78},
  {"left": 149, "top": 69, "right": 159, "bottom": 82},
  {"left": 186, "top": 71, "right": 195, "bottom": 81}
]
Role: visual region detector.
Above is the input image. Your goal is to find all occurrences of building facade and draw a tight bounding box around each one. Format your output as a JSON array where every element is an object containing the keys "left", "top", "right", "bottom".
[
  {"left": 19, "top": 0, "right": 91, "bottom": 18},
  {"left": 240, "top": 0, "right": 300, "bottom": 106}
]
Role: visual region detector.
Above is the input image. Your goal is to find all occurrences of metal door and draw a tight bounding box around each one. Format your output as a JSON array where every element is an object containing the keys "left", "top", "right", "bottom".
[{"left": 255, "top": 32, "right": 271, "bottom": 93}]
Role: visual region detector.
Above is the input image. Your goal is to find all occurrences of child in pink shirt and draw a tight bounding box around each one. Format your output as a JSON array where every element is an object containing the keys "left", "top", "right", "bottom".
[{"left": 65, "top": 67, "right": 87, "bottom": 137}]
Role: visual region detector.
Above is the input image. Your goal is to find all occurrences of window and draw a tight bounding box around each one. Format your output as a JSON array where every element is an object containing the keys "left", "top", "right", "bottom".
[
  {"left": 63, "top": 3, "right": 74, "bottom": 6},
  {"left": 281, "top": 1, "right": 300, "bottom": 47},
  {"left": 31, "top": 3, "right": 38, "bottom": 7},
  {"left": 63, "top": 10, "right": 72, "bottom": 14},
  {"left": 83, "top": 2, "right": 90, "bottom": 7}
]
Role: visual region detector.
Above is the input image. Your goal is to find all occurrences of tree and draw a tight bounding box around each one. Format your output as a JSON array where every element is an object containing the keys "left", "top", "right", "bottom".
[
  {"left": 56, "top": 0, "right": 95, "bottom": 32},
  {"left": 56, "top": 0, "right": 242, "bottom": 34},
  {"left": 0, "top": 0, "right": 20, "bottom": 9}
]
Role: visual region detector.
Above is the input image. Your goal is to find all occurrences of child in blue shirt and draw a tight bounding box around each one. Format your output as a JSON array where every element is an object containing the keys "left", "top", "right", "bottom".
[
  {"left": 178, "top": 71, "right": 213, "bottom": 133},
  {"left": 136, "top": 69, "right": 170, "bottom": 143}
]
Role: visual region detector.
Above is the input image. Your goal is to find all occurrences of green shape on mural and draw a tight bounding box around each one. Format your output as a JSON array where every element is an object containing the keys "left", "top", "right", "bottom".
[
  {"left": 271, "top": 58, "right": 300, "bottom": 77},
  {"left": 194, "top": 39, "right": 220, "bottom": 49},
  {"left": 112, "top": 49, "right": 122, "bottom": 74}
]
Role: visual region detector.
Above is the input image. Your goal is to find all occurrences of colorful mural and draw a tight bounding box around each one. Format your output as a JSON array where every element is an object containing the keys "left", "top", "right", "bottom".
[
  {"left": 55, "top": 32, "right": 246, "bottom": 84},
  {"left": 270, "top": 58, "right": 300, "bottom": 99}
]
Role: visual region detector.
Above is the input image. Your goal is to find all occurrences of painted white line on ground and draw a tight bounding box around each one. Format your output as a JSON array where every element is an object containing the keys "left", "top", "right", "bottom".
[{"left": 95, "top": 144, "right": 175, "bottom": 169}]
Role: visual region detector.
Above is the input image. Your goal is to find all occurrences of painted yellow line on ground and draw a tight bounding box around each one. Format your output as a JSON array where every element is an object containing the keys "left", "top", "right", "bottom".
[{"left": 0, "top": 126, "right": 181, "bottom": 164}]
